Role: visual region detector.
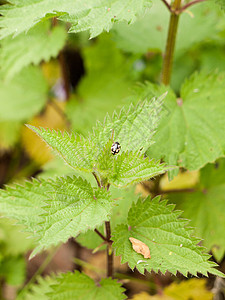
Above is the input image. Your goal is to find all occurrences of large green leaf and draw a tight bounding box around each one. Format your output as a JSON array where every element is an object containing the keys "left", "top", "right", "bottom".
[
  {"left": 0, "top": 66, "right": 48, "bottom": 121},
  {"left": 112, "top": 0, "right": 221, "bottom": 54},
  {"left": 0, "top": 21, "right": 67, "bottom": 80},
  {"left": 21, "top": 272, "right": 125, "bottom": 300},
  {"left": 113, "top": 196, "right": 224, "bottom": 277},
  {"left": 32, "top": 176, "right": 112, "bottom": 257},
  {"left": 0, "top": 176, "right": 113, "bottom": 258},
  {"left": 168, "top": 158, "right": 225, "bottom": 262},
  {"left": 0, "top": 0, "right": 152, "bottom": 39},
  {"left": 146, "top": 71, "right": 225, "bottom": 170}
]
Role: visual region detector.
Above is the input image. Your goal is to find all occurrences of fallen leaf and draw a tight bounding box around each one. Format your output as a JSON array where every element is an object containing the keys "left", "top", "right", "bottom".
[{"left": 129, "top": 237, "right": 151, "bottom": 259}]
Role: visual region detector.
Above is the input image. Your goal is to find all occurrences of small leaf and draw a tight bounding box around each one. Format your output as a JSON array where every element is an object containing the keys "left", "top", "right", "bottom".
[
  {"left": 129, "top": 237, "right": 151, "bottom": 259},
  {"left": 113, "top": 196, "right": 224, "bottom": 277},
  {"left": 98, "top": 150, "right": 168, "bottom": 188}
]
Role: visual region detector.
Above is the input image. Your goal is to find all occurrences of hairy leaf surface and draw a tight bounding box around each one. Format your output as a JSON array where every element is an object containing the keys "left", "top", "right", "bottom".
[
  {"left": 113, "top": 196, "right": 224, "bottom": 277},
  {"left": 98, "top": 150, "right": 168, "bottom": 188},
  {"left": 0, "top": 0, "right": 152, "bottom": 39},
  {"left": 91, "top": 92, "right": 166, "bottom": 154},
  {"left": 27, "top": 126, "right": 96, "bottom": 173},
  {"left": 32, "top": 176, "right": 112, "bottom": 257},
  {"left": 0, "top": 176, "right": 112, "bottom": 257},
  {"left": 22, "top": 272, "right": 125, "bottom": 300},
  {"left": 0, "top": 178, "right": 51, "bottom": 233},
  {"left": 0, "top": 21, "right": 67, "bottom": 79},
  {"left": 29, "top": 93, "right": 167, "bottom": 182}
]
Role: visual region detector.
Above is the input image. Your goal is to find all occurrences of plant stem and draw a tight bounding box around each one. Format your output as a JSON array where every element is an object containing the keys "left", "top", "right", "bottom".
[
  {"left": 105, "top": 221, "right": 113, "bottom": 277},
  {"left": 161, "top": 0, "right": 182, "bottom": 85},
  {"left": 92, "top": 172, "right": 101, "bottom": 188},
  {"left": 161, "top": 0, "right": 171, "bottom": 12},
  {"left": 180, "top": 0, "right": 206, "bottom": 12},
  {"left": 95, "top": 229, "right": 107, "bottom": 241}
]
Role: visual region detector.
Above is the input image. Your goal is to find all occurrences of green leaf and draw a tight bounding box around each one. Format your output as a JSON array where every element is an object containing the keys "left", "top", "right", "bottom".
[
  {"left": 0, "top": 21, "right": 67, "bottom": 80},
  {"left": 112, "top": 0, "right": 221, "bottom": 54},
  {"left": 77, "top": 186, "right": 140, "bottom": 249},
  {"left": 20, "top": 275, "right": 57, "bottom": 300},
  {"left": 48, "top": 272, "right": 126, "bottom": 300},
  {"left": 168, "top": 158, "right": 225, "bottom": 262},
  {"left": 0, "top": 176, "right": 113, "bottom": 257},
  {"left": 146, "top": 71, "right": 225, "bottom": 170},
  {"left": 27, "top": 126, "right": 96, "bottom": 173},
  {"left": 32, "top": 176, "right": 113, "bottom": 257},
  {"left": 0, "top": 66, "right": 48, "bottom": 121},
  {"left": 113, "top": 196, "right": 224, "bottom": 277},
  {"left": 22, "top": 272, "right": 125, "bottom": 300},
  {"left": 0, "top": 178, "right": 50, "bottom": 233},
  {"left": 28, "top": 93, "right": 166, "bottom": 177},
  {"left": 0, "top": 0, "right": 152, "bottom": 39},
  {"left": 91, "top": 92, "right": 166, "bottom": 155},
  {"left": 98, "top": 150, "right": 168, "bottom": 188}
]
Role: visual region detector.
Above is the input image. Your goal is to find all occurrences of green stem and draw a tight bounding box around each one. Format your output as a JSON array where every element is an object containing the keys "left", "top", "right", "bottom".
[
  {"left": 105, "top": 221, "right": 113, "bottom": 278},
  {"left": 161, "top": 0, "right": 182, "bottom": 85}
]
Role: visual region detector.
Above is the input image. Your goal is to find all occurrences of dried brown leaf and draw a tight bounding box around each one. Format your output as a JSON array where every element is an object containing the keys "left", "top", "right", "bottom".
[{"left": 129, "top": 237, "right": 151, "bottom": 259}]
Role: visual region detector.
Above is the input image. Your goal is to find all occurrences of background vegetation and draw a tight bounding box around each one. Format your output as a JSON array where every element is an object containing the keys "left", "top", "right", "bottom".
[{"left": 0, "top": 0, "right": 225, "bottom": 299}]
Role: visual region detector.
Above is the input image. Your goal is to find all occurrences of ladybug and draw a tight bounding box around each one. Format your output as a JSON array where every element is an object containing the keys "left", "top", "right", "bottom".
[{"left": 111, "top": 142, "right": 121, "bottom": 155}]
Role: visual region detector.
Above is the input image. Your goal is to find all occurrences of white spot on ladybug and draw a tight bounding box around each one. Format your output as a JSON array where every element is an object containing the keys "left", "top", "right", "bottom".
[{"left": 111, "top": 142, "right": 121, "bottom": 155}]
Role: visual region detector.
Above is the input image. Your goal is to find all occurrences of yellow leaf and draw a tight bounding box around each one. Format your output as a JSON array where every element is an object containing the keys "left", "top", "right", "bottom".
[
  {"left": 165, "top": 278, "right": 213, "bottom": 300},
  {"left": 22, "top": 100, "right": 67, "bottom": 165},
  {"left": 131, "top": 279, "right": 213, "bottom": 300},
  {"left": 129, "top": 237, "right": 151, "bottom": 259},
  {"left": 160, "top": 170, "right": 199, "bottom": 191},
  {"left": 131, "top": 292, "right": 172, "bottom": 300}
]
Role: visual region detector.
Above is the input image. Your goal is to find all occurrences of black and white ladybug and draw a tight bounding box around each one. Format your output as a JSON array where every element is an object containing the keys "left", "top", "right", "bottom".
[{"left": 111, "top": 142, "right": 121, "bottom": 155}]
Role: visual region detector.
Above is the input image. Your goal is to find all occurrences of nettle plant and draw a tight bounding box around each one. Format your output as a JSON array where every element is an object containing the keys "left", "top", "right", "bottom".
[{"left": 0, "top": 0, "right": 225, "bottom": 298}]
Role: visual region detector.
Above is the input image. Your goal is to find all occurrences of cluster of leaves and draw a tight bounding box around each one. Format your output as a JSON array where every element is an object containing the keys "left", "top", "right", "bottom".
[{"left": 0, "top": 0, "right": 225, "bottom": 298}]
